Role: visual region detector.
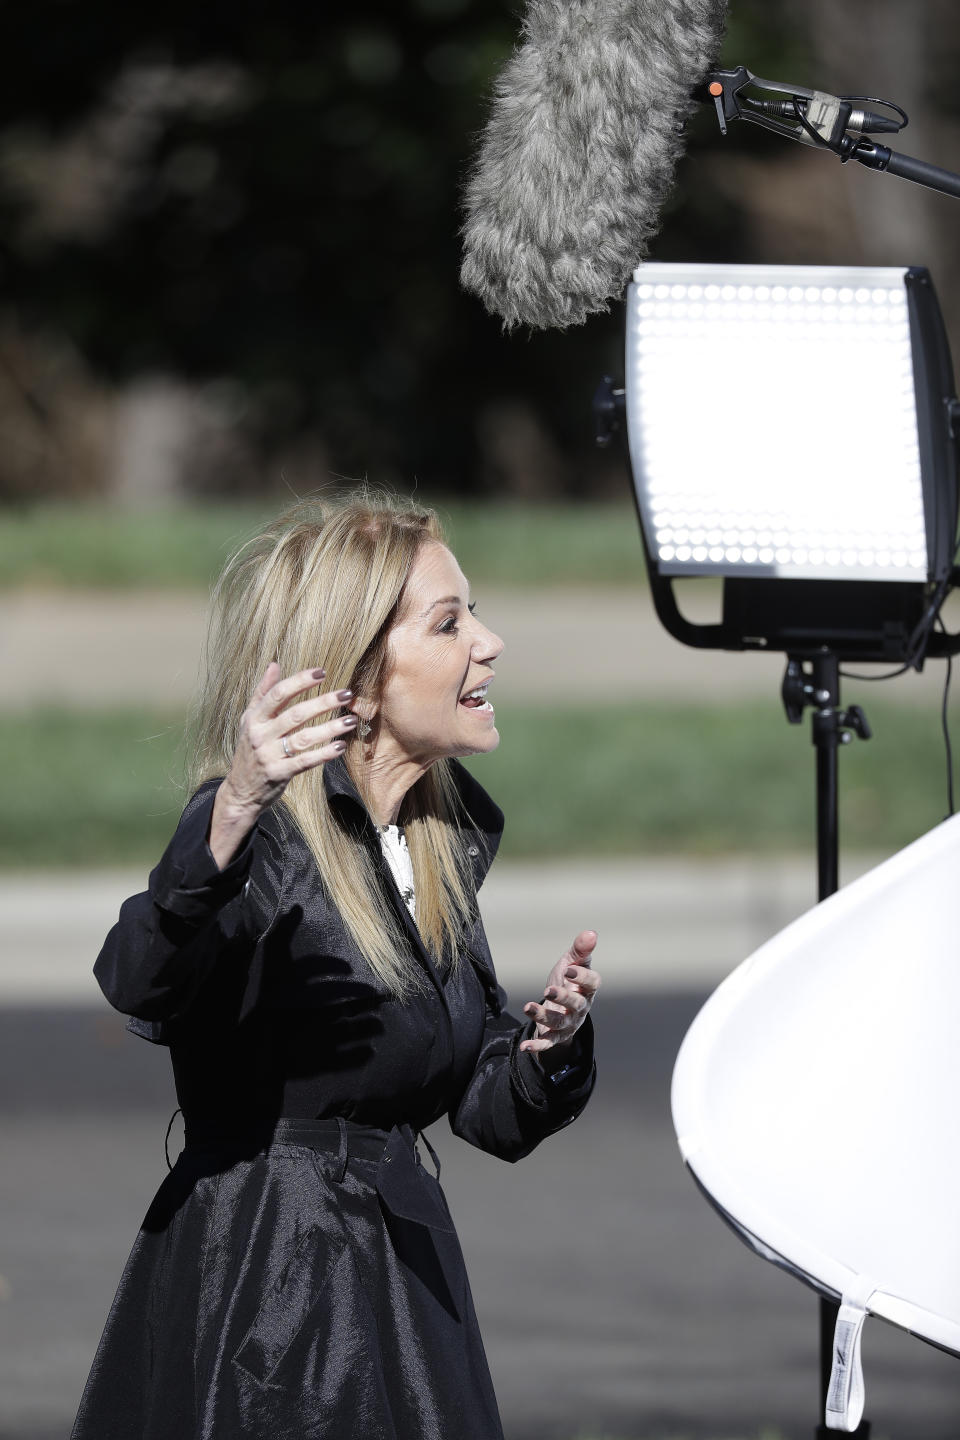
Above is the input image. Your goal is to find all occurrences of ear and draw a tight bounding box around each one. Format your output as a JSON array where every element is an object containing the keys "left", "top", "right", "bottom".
[{"left": 349, "top": 697, "right": 377, "bottom": 722}]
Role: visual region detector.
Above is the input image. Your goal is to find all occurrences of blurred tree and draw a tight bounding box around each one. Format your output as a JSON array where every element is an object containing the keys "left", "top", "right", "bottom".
[
  {"left": 0, "top": 0, "right": 958, "bottom": 500},
  {"left": 1, "top": 0, "right": 611, "bottom": 498}
]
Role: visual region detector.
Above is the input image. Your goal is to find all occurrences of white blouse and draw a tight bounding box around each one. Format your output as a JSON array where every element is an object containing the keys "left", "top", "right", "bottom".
[{"left": 378, "top": 824, "right": 416, "bottom": 917}]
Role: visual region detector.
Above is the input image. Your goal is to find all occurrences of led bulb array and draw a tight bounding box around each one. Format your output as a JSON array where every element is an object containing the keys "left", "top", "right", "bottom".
[{"left": 626, "top": 265, "right": 928, "bottom": 582}]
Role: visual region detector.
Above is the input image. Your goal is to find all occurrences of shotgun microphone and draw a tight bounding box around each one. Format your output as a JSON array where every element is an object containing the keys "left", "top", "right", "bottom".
[{"left": 460, "top": 0, "right": 728, "bottom": 331}]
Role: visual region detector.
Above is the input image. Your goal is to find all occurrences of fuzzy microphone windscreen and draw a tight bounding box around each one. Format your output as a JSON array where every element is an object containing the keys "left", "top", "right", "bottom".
[{"left": 460, "top": 0, "right": 728, "bottom": 330}]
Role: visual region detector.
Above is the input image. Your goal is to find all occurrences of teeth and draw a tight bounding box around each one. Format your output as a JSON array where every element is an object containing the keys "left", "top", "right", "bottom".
[{"left": 464, "top": 686, "right": 488, "bottom": 700}]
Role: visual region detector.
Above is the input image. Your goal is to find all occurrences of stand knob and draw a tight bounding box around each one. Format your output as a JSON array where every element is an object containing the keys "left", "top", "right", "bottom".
[{"left": 840, "top": 704, "right": 872, "bottom": 741}]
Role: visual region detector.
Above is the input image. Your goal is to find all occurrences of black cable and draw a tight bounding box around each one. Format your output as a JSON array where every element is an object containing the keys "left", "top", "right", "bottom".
[
  {"left": 791, "top": 95, "right": 839, "bottom": 153},
  {"left": 840, "top": 664, "right": 911, "bottom": 682},
  {"left": 938, "top": 616, "right": 955, "bottom": 817},
  {"left": 782, "top": 92, "right": 906, "bottom": 158},
  {"left": 904, "top": 572, "right": 954, "bottom": 667},
  {"left": 164, "top": 1107, "right": 183, "bottom": 1171},
  {"left": 901, "top": 519, "right": 960, "bottom": 671},
  {"left": 839, "top": 95, "right": 908, "bottom": 129}
]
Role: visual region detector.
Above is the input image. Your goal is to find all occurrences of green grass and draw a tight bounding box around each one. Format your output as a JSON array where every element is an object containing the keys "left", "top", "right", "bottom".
[
  {"left": 0, "top": 499, "right": 646, "bottom": 591},
  {"left": 0, "top": 701, "right": 951, "bottom": 869},
  {"left": 0, "top": 711, "right": 192, "bottom": 867},
  {"left": 469, "top": 699, "right": 950, "bottom": 858},
  {"left": 0, "top": 502, "right": 276, "bottom": 590}
]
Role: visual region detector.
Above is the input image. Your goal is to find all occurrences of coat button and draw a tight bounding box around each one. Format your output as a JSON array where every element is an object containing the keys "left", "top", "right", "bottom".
[{"left": 467, "top": 846, "right": 480, "bottom": 858}]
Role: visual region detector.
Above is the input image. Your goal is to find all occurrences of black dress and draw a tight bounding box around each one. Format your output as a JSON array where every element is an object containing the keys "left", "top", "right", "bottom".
[{"left": 72, "top": 759, "right": 595, "bottom": 1440}]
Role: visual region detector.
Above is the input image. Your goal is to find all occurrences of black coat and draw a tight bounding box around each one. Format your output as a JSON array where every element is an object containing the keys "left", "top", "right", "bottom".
[{"left": 72, "top": 759, "right": 595, "bottom": 1440}]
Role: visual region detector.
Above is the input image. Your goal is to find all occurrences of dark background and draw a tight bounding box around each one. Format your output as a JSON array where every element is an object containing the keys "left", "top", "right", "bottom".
[{"left": 2, "top": 0, "right": 960, "bottom": 503}]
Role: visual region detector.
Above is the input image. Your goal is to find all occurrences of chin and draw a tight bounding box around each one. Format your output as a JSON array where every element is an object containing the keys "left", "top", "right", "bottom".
[
  {"left": 452, "top": 724, "right": 500, "bottom": 760},
  {"left": 474, "top": 725, "right": 500, "bottom": 755}
]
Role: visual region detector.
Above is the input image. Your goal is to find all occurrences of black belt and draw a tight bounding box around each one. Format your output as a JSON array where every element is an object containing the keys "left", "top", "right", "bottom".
[
  {"left": 178, "top": 1116, "right": 452, "bottom": 1232},
  {"left": 184, "top": 1116, "right": 410, "bottom": 1162}
]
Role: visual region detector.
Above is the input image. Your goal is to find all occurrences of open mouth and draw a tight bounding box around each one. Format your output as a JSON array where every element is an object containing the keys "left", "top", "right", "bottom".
[{"left": 459, "top": 683, "right": 494, "bottom": 714}]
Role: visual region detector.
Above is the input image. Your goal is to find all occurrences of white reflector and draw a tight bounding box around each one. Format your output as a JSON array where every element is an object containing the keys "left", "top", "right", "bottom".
[
  {"left": 627, "top": 263, "right": 928, "bottom": 582},
  {"left": 671, "top": 815, "right": 960, "bottom": 1426}
]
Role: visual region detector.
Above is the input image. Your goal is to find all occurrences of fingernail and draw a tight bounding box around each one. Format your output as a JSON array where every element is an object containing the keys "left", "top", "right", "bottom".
[
  {"left": 312, "top": 668, "right": 326, "bottom": 680},
  {"left": 341, "top": 715, "right": 358, "bottom": 729},
  {"left": 331, "top": 740, "right": 347, "bottom": 753},
  {"left": 336, "top": 689, "right": 353, "bottom": 702},
  {"left": 544, "top": 987, "right": 556, "bottom": 999}
]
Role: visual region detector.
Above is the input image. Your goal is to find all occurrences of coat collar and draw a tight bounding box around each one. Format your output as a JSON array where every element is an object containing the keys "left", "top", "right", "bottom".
[{"left": 320, "top": 755, "right": 503, "bottom": 888}]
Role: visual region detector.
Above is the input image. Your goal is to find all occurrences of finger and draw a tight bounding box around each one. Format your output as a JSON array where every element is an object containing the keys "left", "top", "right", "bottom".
[
  {"left": 285, "top": 736, "right": 349, "bottom": 772},
  {"left": 562, "top": 965, "right": 601, "bottom": 996},
  {"left": 252, "top": 668, "right": 334, "bottom": 719},
  {"left": 523, "top": 1001, "right": 568, "bottom": 1030},
  {"left": 281, "top": 715, "right": 358, "bottom": 755},
  {"left": 542, "top": 985, "right": 587, "bottom": 1015},
  {"left": 518, "top": 1036, "right": 559, "bottom": 1054},
  {"left": 252, "top": 661, "right": 283, "bottom": 700},
  {"left": 252, "top": 662, "right": 323, "bottom": 706},
  {"left": 568, "top": 930, "right": 598, "bottom": 964},
  {"left": 269, "top": 688, "right": 356, "bottom": 736}
]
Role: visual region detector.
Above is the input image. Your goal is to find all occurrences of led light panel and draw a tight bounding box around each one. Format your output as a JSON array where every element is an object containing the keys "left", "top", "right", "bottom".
[{"left": 626, "top": 263, "right": 929, "bottom": 582}]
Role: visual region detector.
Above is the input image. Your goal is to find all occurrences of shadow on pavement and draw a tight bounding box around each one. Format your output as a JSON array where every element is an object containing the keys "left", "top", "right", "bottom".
[{"left": 0, "top": 999, "right": 956, "bottom": 1440}]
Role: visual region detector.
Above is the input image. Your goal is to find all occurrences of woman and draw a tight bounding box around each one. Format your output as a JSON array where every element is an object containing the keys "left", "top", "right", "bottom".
[{"left": 72, "top": 493, "right": 599, "bottom": 1440}]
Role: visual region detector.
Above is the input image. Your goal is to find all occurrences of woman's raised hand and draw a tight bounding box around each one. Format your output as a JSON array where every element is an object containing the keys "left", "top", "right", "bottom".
[
  {"left": 519, "top": 930, "right": 600, "bottom": 1054},
  {"left": 209, "top": 663, "right": 357, "bottom": 869}
]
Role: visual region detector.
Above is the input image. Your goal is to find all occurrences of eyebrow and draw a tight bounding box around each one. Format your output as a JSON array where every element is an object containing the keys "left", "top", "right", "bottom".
[{"left": 419, "top": 595, "right": 463, "bottom": 618}]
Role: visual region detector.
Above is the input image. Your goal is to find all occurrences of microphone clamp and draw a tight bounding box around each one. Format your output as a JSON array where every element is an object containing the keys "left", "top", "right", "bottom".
[
  {"left": 699, "top": 66, "right": 908, "bottom": 155},
  {"left": 699, "top": 66, "right": 960, "bottom": 202}
]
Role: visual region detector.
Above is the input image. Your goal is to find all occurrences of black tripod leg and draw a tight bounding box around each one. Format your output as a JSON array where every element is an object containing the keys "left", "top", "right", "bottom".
[{"left": 810, "top": 657, "right": 871, "bottom": 1437}]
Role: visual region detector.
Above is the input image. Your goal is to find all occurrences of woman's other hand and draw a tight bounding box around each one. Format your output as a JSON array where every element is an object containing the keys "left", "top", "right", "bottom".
[
  {"left": 519, "top": 930, "right": 600, "bottom": 1054},
  {"left": 209, "top": 663, "right": 357, "bottom": 869}
]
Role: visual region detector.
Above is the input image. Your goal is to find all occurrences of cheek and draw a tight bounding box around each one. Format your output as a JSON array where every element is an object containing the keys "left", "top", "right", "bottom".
[
  {"left": 418, "top": 647, "right": 462, "bottom": 698},
  {"left": 386, "top": 650, "right": 454, "bottom": 718}
]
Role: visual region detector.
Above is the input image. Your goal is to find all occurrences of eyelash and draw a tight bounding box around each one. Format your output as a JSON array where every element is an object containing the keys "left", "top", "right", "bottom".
[{"left": 438, "top": 602, "right": 477, "bottom": 635}]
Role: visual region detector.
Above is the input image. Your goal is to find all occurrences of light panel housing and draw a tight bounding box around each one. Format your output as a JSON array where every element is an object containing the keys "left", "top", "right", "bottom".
[{"left": 621, "top": 262, "right": 960, "bottom": 662}]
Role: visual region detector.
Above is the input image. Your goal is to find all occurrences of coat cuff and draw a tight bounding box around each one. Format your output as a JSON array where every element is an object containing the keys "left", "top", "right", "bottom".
[
  {"left": 151, "top": 786, "right": 257, "bottom": 922},
  {"left": 511, "top": 1016, "right": 596, "bottom": 1115}
]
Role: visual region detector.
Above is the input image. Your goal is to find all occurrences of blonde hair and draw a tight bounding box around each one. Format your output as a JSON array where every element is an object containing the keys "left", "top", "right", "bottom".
[{"left": 190, "top": 492, "right": 478, "bottom": 997}]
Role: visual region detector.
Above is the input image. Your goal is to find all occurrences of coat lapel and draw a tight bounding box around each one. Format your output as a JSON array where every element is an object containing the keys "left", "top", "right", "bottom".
[{"left": 321, "top": 758, "right": 504, "bottom": 1103}]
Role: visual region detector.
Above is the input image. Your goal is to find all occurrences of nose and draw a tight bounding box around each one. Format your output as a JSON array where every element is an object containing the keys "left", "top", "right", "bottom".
[{"left": 472, "top": 617, "right": 504, "bottom": 664}]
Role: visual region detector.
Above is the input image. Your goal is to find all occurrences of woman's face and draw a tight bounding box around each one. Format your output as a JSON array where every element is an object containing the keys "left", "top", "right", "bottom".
[{"left": 372, "top": 542, "right": 504, "bottom": 766}]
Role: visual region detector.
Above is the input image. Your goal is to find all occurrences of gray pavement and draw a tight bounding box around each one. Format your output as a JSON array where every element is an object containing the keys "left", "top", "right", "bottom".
[
  {"left": 0, "top": 853, "right": 884, "bottom": 1006},
  {"left": 1, "top": 1000, "right": 958, "bottom": 1440},
  {"left": 3, "top": 586, "right": 955, "bottom": 710},
  {"left": 2, "top": 856, "right": 959, "bottom": 1439}
]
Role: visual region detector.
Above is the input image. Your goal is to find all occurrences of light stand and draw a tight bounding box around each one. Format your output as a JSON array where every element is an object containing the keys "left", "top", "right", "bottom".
[
  {"left": 597, "top": 257, "right": 960, "bottom": 1437},
  {"left": 782, "top": 653, "right": 871, "bottom": 1439}
]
